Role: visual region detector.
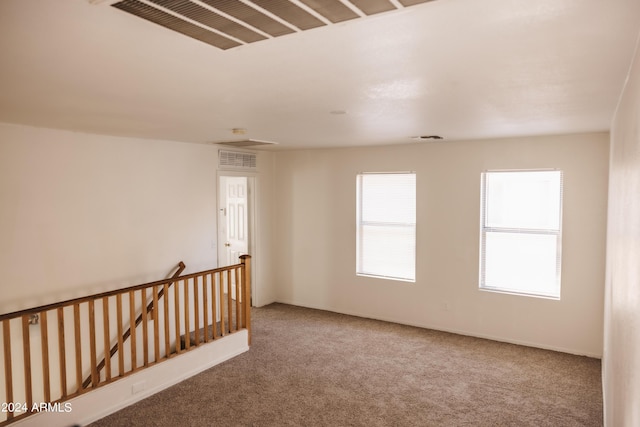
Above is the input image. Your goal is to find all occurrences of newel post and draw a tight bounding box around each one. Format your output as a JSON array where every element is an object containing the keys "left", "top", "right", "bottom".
[{"left": 240, "top": 255, "right": 252, "bottom": 345}]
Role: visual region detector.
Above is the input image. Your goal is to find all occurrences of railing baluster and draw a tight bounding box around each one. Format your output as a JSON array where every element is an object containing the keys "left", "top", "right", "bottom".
[
  {"left": 3, "top": 320, "right": 13, "bottom": 421},
  {"left": 203, "top": 274, "right": 209, "bottom": 343},
  {"left": 151, "top": 286, "right": 160, "bottom": 362},
  {"left": 103, "top": 297, "right": 111, "bottom": 382},
  {"left": 211, "top": 273, "right": 217, "bottom": 340},
  {"left": 73, "top": 304, "right": 82, "bottom": 394},
  {"left": 116, "top": 295, "right": 124, "bottom": 376},
  {"left": 40, "top": 311, "right": 51, "bottom": 401},
  {"left": 235, "top": 267, "right": 241, "bottom": 331},
  {"left": 237, "top": 269, "right": 242, "bottom": 330},
  {"left": 163, "top": 283, "right": 170, "bottom": 359},
  {"left": 183, "top": 279, "right": 190, "bottom": 350},
  {"left": 21, "top": 315, "right": 33, "bottom": 409},
  {"left": 153, "top": 286, "right": 160, "bottom": 362},
  {"left": 194, "top": 276, "right": 200, "bottom": 346},
  {"left": 129, "top": 291, "right": 137, "bottom": 371},
  {"left": 174, "top": 280, "right": 181, "bottom": 355},
  {"left": 141, "top": 288, "right": 149, "bottom": 367},
  {"left": 57, "top": 308, "right": 67, "bottom": 398},
  {"left": 219, "top": 272, "right": 225, "bottom": 336},
  {"left": 88, "top": 301, "right": 97, "bottom": 388},
  {"left": 227, "top": 269, "right": 232, "bottom": 335}
]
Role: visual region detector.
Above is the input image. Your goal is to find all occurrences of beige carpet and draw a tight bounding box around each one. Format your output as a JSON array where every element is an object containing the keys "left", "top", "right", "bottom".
[{"left": 90, "top": 303, "right": 602, "bottom": 426}]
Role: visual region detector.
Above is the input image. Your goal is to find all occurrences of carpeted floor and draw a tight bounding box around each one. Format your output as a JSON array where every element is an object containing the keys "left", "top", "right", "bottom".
[{"left": 89, "top": 303, "right": 602, "bottom": 426}]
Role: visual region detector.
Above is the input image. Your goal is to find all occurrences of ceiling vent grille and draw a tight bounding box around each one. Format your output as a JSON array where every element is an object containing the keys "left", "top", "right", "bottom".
[
  {"left": 216, "top": 139, "right": 277, "bottom": 148},
  {"left": 111, "top": 0, "right": 434, "bottom": 50},
  {"left": 113, "top": 0, "right": 241, "bottom": 49},
  {"left": 219, "top": 150, "right": 257, "bottom": 169}
]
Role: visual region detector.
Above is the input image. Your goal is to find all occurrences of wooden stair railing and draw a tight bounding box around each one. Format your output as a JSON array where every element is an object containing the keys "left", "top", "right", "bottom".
[
  {"left": 0, "top": 255, "right": 251, "bottom": 426},
  {"left": 80, "top": 262, "right": 186, "bottom": 390}
]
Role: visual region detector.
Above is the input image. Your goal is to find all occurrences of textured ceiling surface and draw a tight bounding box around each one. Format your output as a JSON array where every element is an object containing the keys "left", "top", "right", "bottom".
[{"left": 0, "top": 0, "right": 639, "bottom": 149}]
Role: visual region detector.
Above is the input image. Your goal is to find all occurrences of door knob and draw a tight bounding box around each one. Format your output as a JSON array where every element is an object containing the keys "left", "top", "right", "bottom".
[{"left": 224, "top": 242, "right": 231, "bottom": 247}]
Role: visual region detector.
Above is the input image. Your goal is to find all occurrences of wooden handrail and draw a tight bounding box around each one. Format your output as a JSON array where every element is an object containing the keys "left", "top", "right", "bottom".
[
  {"left": 81, "top": 262, "right": 186, "bottom": 389},
  {"left": 146, "top": 262, "right": 186, "bottom": 318},
  {"left": 0, "top": 262, "right": 242, "bottom": 321}
]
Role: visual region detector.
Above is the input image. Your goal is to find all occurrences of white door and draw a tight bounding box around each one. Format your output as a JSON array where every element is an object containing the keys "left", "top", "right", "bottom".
[{"left": 218, "top": 176, "right": 249, "bottom": 298}]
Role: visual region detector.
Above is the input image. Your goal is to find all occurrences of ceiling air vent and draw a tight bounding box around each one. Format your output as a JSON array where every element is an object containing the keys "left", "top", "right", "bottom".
[
  {"left": 111, "top": 0, "right": 435, "bottom": 50},
  {"left": 216, "top": 139, "right": 277, "bottom": 148},
  {"left": 219, "top": 150, "right": 257, "bottom": 169}
]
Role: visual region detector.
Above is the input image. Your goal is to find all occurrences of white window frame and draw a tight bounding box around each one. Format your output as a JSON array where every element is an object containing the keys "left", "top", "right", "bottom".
[
  {"left": 479, "top": 169, "right": 563, "bottom": 299},
  {"left": 356, "top": 172, "right": 416, "bottom": 282}
]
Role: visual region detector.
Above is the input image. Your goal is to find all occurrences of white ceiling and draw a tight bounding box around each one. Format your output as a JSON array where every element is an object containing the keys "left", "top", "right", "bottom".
[{"left": 0, "top": 0, "right": 639, "bottom": 149}]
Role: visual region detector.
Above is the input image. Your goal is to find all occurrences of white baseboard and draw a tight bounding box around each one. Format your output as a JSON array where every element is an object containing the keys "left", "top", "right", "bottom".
[
  {"left": 274, "top": 299, "right": 601, "bottom": 359},
  {"left": 12, "top": 331, "right": 249, "bottom": 427}
]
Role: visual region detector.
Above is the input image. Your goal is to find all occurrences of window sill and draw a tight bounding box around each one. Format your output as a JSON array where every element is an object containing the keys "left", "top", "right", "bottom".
[
  {"left": 479, "top": 286, "right": 560, "bottom": 300},
  {"left": 357, "top": 273, "right": 415, "bottom": 283}
]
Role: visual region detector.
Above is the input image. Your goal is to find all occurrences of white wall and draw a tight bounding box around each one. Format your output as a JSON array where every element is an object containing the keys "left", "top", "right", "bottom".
[
  {"left": 604, "top": 38, "right": 640, "bottom": 425},
  {"left": 274, "top": 133, "right": 609, "bottom": 357},
  {"left": 0, "top": 123, "right": 220, "bottom": 313},
  {"left": 0, "top": 123, "right": 277, "bottom": 312},
  {"left": 253, "top": 151, "right": 277, "bottom": 306}
]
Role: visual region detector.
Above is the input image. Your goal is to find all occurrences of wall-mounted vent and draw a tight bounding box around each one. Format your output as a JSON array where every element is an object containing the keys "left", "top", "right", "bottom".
[
  {"left": 219, "top": 150, "right": 257, "bottom": 169},
  {"left": 111, "top": 0, "right": 434, "bottom": 50}
]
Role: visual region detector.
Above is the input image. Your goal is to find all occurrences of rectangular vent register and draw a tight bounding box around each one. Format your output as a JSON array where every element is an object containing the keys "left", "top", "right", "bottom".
[
  {"left": 111, "top": 0, "right": 435, "bottom": 50},
  {"left": 219, "top": 150, "right": 257, "bottom": 169}
]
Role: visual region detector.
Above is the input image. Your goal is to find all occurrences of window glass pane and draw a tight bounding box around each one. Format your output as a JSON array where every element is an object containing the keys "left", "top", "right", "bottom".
[
  {"left": 357, "top": 173, "right": 416, "bottom": 282},
  {"left": 360, "top": 174, "right": 416, "bottom": 224},
  {"left": 485, "top": 171, "right": 561, "bottom": 230},
  {"left": 359, "top": 225, "right": 416, "bottom": 281},
  {"left": 484, "top": 232, "right": 559, "bottom": 297}
]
